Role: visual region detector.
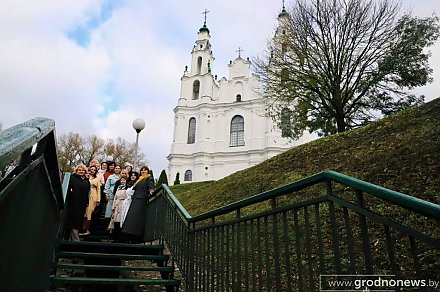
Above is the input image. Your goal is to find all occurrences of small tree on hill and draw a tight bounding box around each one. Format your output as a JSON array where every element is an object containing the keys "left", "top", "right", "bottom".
[
  {"left": 157, "top": 169, "right": 169, "bottom": 186},
  {"left": 174, "top": 172, "right": 180, "bottom": 185}
]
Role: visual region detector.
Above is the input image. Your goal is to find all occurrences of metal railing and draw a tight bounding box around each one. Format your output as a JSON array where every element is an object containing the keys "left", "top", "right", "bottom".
[
  {"left": 0, "top": 118, "right": 64, "bottom": 292},
  {"left": 145, "top": 171, "right": 440, "bottom": 291}
]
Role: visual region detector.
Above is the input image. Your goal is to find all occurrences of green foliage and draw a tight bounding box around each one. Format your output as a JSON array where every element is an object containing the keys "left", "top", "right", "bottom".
[
  {"left": 254, "top": 0, "right": 439, "bottom": 137},
  {"left": 172, "top": 98, "right": 440, "bottom": 216},
  {"left": 173, "top": 172, "right": 180, "bottom": 185},
  {"left": 157, "top": 169, "right": 169, "bottom": 186}
]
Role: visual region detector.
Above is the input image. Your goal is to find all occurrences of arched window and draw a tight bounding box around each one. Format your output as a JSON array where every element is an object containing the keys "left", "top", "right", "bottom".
[
  {"left": 236, "top": 94, "right": 242, "bottom": 102},
  {"left": 193, "top": 80, "right": 200, "bottom": 99},
  {"left": 281, "top": 108, "right": 292, "bottom": 138},
  {"left": 184, "top": 170, "right": 192, "bottom": 181},
  {"left": 187, "top": 118, "right": 196, "bottom": 144},
  {"left": 230, "top": 115, "right": 245, "bottom": 147},
  {"left": 197, "top": 57, "right": 202, "bottom": 74}
]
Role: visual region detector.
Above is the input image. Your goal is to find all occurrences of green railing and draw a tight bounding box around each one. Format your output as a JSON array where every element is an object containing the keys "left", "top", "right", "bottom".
[
  {"left": 0, "top": 118, "right": 64, "bottom": 292},
  {"left": 3, "top": 118, "right": 438, "bottom": 291},
  {"left": 145, "top": 171, "right": 440, "bottom": 291}
]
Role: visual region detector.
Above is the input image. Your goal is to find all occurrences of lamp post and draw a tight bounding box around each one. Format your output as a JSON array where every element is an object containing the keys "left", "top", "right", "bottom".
[{"left": 132, "top": 118, "right": 145, "bottom": 171}]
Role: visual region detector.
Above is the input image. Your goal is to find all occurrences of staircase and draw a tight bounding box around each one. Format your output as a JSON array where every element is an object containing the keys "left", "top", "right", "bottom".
[{"left": 49, "top": 240, "right": 180, "bottom": 291}]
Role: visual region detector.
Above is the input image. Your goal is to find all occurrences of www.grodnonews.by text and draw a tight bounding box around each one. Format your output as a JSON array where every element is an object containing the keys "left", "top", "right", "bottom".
[{"left": 320, "top": 275, "right": 439, "bottom": 291}]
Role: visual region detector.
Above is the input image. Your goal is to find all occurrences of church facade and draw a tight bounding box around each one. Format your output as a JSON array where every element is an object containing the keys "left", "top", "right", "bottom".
[{"left": 167, "top": 10, "right": 312, "bottom": 184}]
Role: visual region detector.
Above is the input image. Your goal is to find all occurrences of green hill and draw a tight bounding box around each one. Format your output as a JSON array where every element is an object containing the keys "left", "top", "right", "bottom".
[{"left": 170, "top": 98, "right": 440, "bottom": 216}]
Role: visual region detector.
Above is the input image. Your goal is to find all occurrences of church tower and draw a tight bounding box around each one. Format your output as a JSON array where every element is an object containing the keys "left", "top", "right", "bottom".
[{"left": 167, "top": 8, "right": 312, "bottom": 184}]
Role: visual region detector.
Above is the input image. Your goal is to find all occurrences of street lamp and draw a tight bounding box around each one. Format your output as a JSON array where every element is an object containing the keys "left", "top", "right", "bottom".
[{"left": 132, "top": 118, "right": 145, "bottom": 171}]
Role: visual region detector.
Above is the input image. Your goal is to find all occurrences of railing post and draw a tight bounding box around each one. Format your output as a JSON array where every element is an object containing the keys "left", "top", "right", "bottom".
[
  {"left": 235, "top": 209, "right": 241, "bottom": 291},
  {"left": 356, "top": 189, "right": 373, "bottom": 273},
  {"left": 187, "top": 222, "right": 195, "bottom": 291},
  {"left": 327, "top": 180, "right": 342, "bottom": 274},
  {"left": 271, "top": 198, "right": 282, "bottom": 292}
]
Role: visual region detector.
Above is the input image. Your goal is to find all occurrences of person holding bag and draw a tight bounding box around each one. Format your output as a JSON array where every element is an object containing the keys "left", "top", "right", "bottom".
[
  {"left": 121, "top": 165, "right": 155, "bottom": 243},
  {"left": 108, "top": 177, "right": 128, "bottom": 242},
  {"left": 120, "top": 186, "right": 134, "bottom": 227}
]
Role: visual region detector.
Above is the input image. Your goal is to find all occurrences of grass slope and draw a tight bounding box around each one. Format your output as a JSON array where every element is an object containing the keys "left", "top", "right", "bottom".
[{"left": 171, "top": 98, "right": 440, "bottom": 216}]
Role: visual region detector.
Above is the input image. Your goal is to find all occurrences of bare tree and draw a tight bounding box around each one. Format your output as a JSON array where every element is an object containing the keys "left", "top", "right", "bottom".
[
  {"left": 103, "top": 137, "right": 146, "bottom": 167},
  {"left": 254, "top": 0, "right": 439, "bottom": 137},
  {"left": 57, "top": 133, "right": 84, "bottom": 173},
  {"left": 57, "top": 133, "right": 147, "bottom": 173},
  {"left": 81, "top": 135, "right": 105, "bottom": 166}
]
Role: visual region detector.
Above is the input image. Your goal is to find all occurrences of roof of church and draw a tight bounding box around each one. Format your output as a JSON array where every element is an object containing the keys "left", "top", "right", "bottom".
[
  {"left": 199, "top": 24, "right": 210, "bottom": 34},
  {"left": 278, "top": 7, "right": 289, "bottom": 19}
]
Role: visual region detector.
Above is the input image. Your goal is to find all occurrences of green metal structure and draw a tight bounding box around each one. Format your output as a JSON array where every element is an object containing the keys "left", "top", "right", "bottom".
[
  {"left": 1, "top": 118, "right": 439, "bottom": 291},
  {"left": 146, "top": 172, "right": 440, "bottom": 291},
  {"left": 0, "top": 118, "right": 63, "bottom": 291}
]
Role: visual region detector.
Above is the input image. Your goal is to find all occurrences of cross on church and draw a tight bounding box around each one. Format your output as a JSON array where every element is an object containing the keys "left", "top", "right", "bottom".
[
  {"left": 236, "top": 47, "right": 244, "bottom": 58},
  {"left": 202, "top": 9, "right": 210, "bottom": 25}
]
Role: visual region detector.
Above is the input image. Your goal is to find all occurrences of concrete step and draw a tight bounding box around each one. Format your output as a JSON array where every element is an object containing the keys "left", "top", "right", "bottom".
[
  {"left": 54, "top": 263, "right": 174, "bottom": 273},
  {"left": 49, "top": 275, "right": 180, "bottom": 287},
  {"left": 56, "top": 251, "right": 169, "bottom": 262},
  {"left": 57, "top": 240, "right": 164, "bottom": 255}
]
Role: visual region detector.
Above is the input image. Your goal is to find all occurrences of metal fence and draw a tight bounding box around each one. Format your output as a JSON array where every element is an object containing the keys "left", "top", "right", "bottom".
[
  {"left": 145, "top": 171, "right": 440, "bottom": 291},
  {"left": 0, "top": 118, "right": 64, "bottom": 292}
]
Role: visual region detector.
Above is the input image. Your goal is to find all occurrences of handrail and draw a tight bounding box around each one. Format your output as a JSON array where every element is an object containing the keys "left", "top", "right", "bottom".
[
  {"left": 161, "top": 184, "right": 192, "bottom": 219},
  {"left": 160, "top": 170, "right": 440, "bottom": 224},
  {"left": 0, "top": 117, "right": 55, "bottom": 170},
  {"left": 324, "top": 170, "right": 440, "bottom": 219},
  {"left": 189, "top": 172, "right": 327, "bottom": 222}
]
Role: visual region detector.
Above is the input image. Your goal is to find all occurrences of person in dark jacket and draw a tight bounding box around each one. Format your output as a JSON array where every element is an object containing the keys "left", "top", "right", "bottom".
[
  {"left": 127, "top": 171, "right": 139, "bottom": 188},
  {"left": 121, "top": 165, "right": 155, "bottom": 243},
  {"left": 63, "top": 164, "right": 90, "bottom": 241}
]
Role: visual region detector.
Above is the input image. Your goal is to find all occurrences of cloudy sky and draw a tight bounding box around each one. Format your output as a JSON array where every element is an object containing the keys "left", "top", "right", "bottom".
[{"left": 1, "top": 0, "right": 439, "bottom": 175}]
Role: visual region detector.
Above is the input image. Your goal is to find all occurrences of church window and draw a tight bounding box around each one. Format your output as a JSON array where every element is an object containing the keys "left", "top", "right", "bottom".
[
  {"left": 184, "top": 170, "right": 192, "bottom": 181},
  {"left": 193, "top": 80, "right": 200, "bottom": 99},
  {"left": 236, "top": 94, "right": 242, "bottom": 102},
  {"left": 197, "top": 57, "right": 202, "bottom": 74},
  {"left": 230, "top": 115, "right": 245, "bottom": 147},
  {"left": 187, "top": 118, "right": 196, "bottom": 144},
  {"left": 281, "top": 108, "right": 292, "bottom": 138}
]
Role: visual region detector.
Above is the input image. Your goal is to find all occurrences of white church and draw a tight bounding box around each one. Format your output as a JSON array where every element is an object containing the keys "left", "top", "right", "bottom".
[{"left": 167, "top": 7, "right": 312, "bottom": 184}]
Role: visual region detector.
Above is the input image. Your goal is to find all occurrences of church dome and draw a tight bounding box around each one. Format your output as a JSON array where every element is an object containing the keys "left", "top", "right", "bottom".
[
  {"left": 199, "top": 24, "right": 210, "bottom": 34},
  {"left": 278, "top": 8, "right": 289, "bottom": 19}
]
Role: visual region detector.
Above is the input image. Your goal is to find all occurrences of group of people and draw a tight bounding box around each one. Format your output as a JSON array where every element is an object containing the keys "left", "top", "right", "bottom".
[{"left": 63, "top": 159, "right": 155, "bottom": 243}]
